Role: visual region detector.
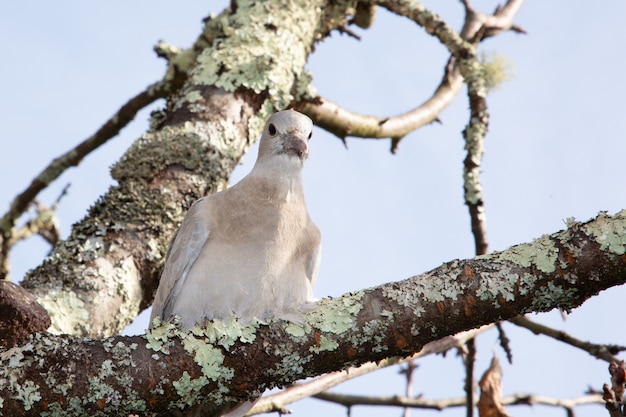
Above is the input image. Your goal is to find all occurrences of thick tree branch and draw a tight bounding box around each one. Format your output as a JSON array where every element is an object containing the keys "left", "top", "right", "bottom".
[{"left": 1, "top": 210, "right": 625, "bottom": 416}]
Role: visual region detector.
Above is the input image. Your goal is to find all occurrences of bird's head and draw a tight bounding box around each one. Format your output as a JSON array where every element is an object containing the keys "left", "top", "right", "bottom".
[{"left": 258, "top": 110, "right": 313, "bottom": 165}]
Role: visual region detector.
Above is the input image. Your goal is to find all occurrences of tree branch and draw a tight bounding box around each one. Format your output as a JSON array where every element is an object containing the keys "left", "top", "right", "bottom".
[
  {"left": 299, "top": 0, "right": 523, "bottom": 153},
  {"left": 312, "top": 391, "right": 603, "bottom": 412},
  {"left": 1, "top": 210, "right": 625, "bottom": 416},
  {"left": 510, "top": 316, "right": 626, "bottom": 363},
  {"left": 251, "top": 326, "right": 493, "bottom": 414},
  {"left": 0, "top": 82, "right": 167, "bottom": 280},
  {"left": 603, "top": 360, "right": 626, "bottom": 416}
]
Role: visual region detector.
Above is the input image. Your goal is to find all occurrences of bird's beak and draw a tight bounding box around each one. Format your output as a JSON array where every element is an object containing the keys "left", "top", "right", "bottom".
[{"left": 288, "top": 133, "right": 309, "bottom": 157}]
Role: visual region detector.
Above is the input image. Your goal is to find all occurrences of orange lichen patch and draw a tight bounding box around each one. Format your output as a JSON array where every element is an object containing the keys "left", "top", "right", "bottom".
[
  {"left": 465, "top": 294, "right": 476, "bottom": 316},
  {"left": 313, "top": 331, "right": 321, "bottom": 346},
  {"left": 96, "top": 398, "right": 106, "bottom": 409},
  {"left": 394, "top": 330, "right": 407, "bottom": 350},
  {"left": 347, "top": 346, "right": 357, "bottom": 359},
  {"left": 497, "top": 294, "right": 506, "bottom": 307},
  {"left": 436, "top": 301, "right": 445, "bottom": 314}
]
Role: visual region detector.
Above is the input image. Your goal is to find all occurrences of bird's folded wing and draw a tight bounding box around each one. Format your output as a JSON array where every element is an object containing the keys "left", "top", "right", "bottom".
[{"left": 150, "top": 197, "right": 212, "bottom": 325}]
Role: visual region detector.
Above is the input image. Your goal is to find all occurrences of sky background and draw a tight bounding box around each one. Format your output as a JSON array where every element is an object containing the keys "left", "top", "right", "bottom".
[{"left": 2, "top": 2, "right": 626, "bottom": 416}]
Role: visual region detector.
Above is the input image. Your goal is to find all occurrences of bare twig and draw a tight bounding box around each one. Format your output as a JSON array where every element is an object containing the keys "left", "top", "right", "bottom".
[
  {"left": 0, "top": 81, "right": 169, "bottom": 280},
  {"left": 311, "top": 391, "right": 603, "bottom": 412},
  {"left": 250, "top": 326, "right": 494, "bottom": 415},
  {"left": 464, "top": 338, "right": 477, "bottom": 417},
  {"left": 509, "top": 316, "right": 625, "bottom": 363},
  {"left": 399, "top": 360, "right": 418, "bottom": 417},
  {"left": 9, "top": 184, "right": 70, "bottom": 248},
  {"left": 496, "top": 322, "right": 513, "bottom": 364},
  {"left": 299, "top": 0, "right": 524, "bottom": 153},
  {"left": 603, "top": 360, "right": 626, "bottom": 416},
  {"left": 336, "top": 25, "right": 362, "bottom": 40},
  {"left": 297, "top": 60, "right": 463, "bottom": 152}
]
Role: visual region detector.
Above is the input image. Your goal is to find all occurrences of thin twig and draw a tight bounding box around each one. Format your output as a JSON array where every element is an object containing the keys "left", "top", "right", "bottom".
[
  {"left": 496, "top": 322, "right": 513, "bottom": 364},
  {"left": 603, "top": 360, "right": 626, "bottom": 416},
  {"left": 311, "top": 391, "right": 603, "bottom": 411},
  {"left": 250, "top": 326, "right": 493, "bottom": 415},
  {"left": 509, "top": 316, "right": 625, "bottom": 363},
  {"left": 0, "top": 81, "right": 169, "bottom": 279},
  {"left": 400, "top": 360, "right": 418, "bottom": 417},
  {"left": 299, "top": 0, "right": 524, "bottom": 153},
  {"left": 464, "top": 338, "right": 477, "bottom": 417}
]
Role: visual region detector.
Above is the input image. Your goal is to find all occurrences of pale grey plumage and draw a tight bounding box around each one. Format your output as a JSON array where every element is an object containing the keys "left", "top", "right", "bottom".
[
  {"left": 150, "top": 110, "right": 320, "bottom": 416},
  {"left": 151, "top": 110, "right": 320, "bottom": 329}
]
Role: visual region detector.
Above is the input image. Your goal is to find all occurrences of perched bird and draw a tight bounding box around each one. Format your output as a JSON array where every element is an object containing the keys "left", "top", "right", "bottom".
[{"left": 150, "top": 109, "right": 321, "bottom": 416}]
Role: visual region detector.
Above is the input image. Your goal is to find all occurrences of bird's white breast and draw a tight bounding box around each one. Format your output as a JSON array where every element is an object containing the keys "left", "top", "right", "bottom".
[{"left": 168, "top": 187, "right": 315, "bottom": 327}]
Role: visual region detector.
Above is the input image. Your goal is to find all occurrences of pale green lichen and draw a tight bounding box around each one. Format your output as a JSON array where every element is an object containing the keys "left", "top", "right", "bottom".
[
  {"left": 38, "top": 290, "right": 91, "bottom": 334},
  {"left": 459, "top": 52, "right": 487, "bottom": 98},
  {"left": 475, "top": 270, "right": 518, "bottom": 305},
  {"left": 362, "top": 319, "right": 389, "bottom": 353},
  {"left": 309, "top": 334, "right": 339, "bottom": 353},
  {"left": 182, "top": 334, "right": 232, "bottom": 382},
  {"left": 285, "top": 321, "right": 312, "bottom": 338},
  {"left": 11, "top": 380, "right": 42, "bottom": 411},
  {"left": 191, "top": 0, "right": 320, "bottom": 109},
  {"left": 487, "top": 236, "right": 559, "bottom": 274},
  {"left": 145, "top": 318, "right": 180, "bottom": 351},
  {"left": 464, "top": 168, "right": 484, "bottom": 206},
  {"left": 185, "top": 90, "right": 203, "bottom": 103},
  {"left": 530, "top": 281, "right": 578, "bottom": 312},
  {"left": 307, "top": 292, "right": 364, "bottom": 334},
  {"left": 479, "top": 51, "right": 515, "bottom": 94},
  {"left": 86, "top": 375, "right": 116, "bottom": 404},
  {"left": 382, "top": 282, "right": 427, "bottom": 317},
  {"left": 191, "top": 317, "right": 261, "bottom": 350},
  {"left": 269, "top": 352, "right": 313, "bottom": 383},
  {"left": 583, "top": 210, "right": 626, "bottom": 255},
  {"left": 247, "top": 101, "right": 276, "bottom": 143},
  {"left": 146, "top": 238, "right": 163, "bottom": 261},
  {"left": 172, "top": 372, "right": 208, "bottom": 408}
]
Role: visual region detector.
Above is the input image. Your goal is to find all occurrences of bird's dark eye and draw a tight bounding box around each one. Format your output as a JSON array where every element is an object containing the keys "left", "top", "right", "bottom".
[
  {"left": 308, "top": 131, "right": 313, "bottom": 140},
  {"left": 268, "top": 123, "right": 277, "bottom": 136}
]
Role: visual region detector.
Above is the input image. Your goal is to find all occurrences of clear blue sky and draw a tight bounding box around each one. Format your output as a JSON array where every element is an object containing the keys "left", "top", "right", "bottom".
[{"left": 1, "top": 2, "right": 625, "bottom": 416}]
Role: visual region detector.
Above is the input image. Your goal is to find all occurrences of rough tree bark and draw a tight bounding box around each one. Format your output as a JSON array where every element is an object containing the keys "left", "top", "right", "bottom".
[{"left": 1, "top": 210, "right": 625, "bottom": 415}]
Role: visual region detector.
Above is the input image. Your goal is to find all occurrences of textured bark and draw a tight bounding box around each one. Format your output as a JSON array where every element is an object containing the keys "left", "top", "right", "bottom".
[
  {"left": 1, "top": 211, "right": 625, "bottom": 416},
  {"left": 0, "top": 281, "right": 50, "bottom": 348}
]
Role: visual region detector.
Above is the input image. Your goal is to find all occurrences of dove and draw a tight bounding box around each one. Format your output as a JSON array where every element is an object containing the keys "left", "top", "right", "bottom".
[{"left": 149, "top": 109, "right": 321, "bottom": 416}]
